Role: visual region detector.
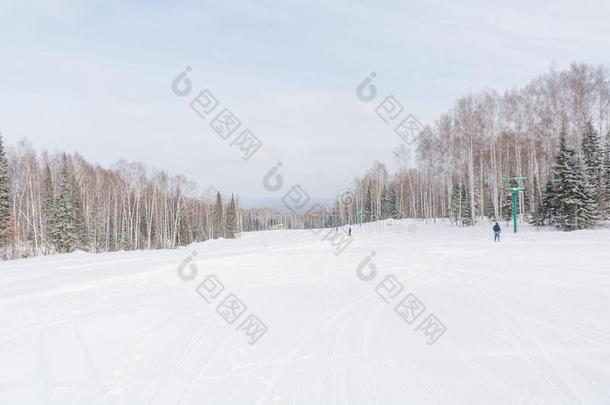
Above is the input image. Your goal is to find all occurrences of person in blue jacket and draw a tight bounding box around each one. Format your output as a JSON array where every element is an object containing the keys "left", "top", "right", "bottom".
[{"left": 493, "top": 222, "right": 501, "bottom": 242}]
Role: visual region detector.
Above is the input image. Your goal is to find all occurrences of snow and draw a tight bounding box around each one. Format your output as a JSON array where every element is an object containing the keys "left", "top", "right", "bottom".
[{"left": 1, "top": 220, "right": 610, "bottom": 404}]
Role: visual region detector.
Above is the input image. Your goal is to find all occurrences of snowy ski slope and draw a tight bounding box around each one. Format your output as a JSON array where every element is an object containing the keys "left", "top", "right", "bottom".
[{"left": 1, "top": 220, "right": 610, "bottom": 404}]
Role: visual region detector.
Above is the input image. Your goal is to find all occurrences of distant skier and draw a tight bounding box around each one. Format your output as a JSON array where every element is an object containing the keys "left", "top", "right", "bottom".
[
  {"left": 348, "top": 227, "right": 352, "bottom": 237},
  {"left": 493, "top": 222, "right": 501, "bottom": 242}
]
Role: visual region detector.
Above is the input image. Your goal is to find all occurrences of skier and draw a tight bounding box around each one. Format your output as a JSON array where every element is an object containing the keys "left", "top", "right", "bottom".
[
  {"left": 348, "top": 227, "right": 352, "bottom": 237},
  {"left": 493, "top": 222, "right": 501, "bottom": 242}
]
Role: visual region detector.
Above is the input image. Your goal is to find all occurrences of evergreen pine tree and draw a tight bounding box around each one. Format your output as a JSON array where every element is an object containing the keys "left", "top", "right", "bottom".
[
  {"left": 581, "top": 120, "right": 604, "bottom": 207},
  {"left": 381, "top": 187, "right": 392, "bottom": 219},
  {"left": 0, "top": 135, "right": 10, "bottom": 246},
  {"left": 41, "top": 164, "right": 54, "bottom": 252},
  {"left": 364, "top": 186, "right": 373, "bottom": 222},
  {"left": 553, "top": 127, "right": 599, "bottom": 231},
  {"left": 225, "top": 194, "right": 238, "bottom": 239},
  {"left": 388, "top": 187, "right": 400, "bottom": 219},
  {"left": 52, "top": 155, "right": 77, "bottom": 253},
  {"left": 580, "top": 172, "right": 600, "bottom": 228},
  {"left": 70, "top": 172, "right": 87, "bottom": 250},
  {"left": 540, "top": 179, "right": 558, "bottom": 225},
  {"left": 604, "top": 130, "right": 610, "bottom": 216},
  {"left": 460, "top": 185, "right": 473, "bottom": 226},
  {"left": 139, "top": 207, "right": 148, "bottom": 249},
  {"left": 213, "top": 192, "right": 224, "bottom": 238},
  {"left": 450, "top": 182, "right": 462, "bottom": 225}
]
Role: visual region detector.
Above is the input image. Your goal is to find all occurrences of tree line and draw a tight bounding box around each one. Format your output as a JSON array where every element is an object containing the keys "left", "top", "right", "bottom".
[
  {"left": 333, "top": 63, "right": 610, "bottom": 231},
  {"left": 3, "top": 63, "right": 609, "bottom": 259},
  {"left": 0, "top": 137, "right": 239, "bottom": 260}
]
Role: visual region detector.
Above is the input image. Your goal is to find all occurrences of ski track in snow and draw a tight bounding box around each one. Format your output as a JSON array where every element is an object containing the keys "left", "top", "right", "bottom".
[{"left": 1, "top": 220, "right": 610, "bottom": 404}]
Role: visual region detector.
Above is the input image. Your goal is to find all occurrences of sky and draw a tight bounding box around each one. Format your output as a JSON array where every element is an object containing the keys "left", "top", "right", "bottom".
[{"left": 1, "top": 0, "right": 610, "bottom": 203}]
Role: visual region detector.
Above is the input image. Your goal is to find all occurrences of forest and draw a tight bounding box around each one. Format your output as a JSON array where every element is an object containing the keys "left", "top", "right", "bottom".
[
  {"left": 0, "top": 139, "right": 239, "bottom": 259},
  {"left": 2, "top": 63, "right": 610, "bottom": 260},
  {"left": 334, "top": 63, "right": 610, "bottom": 231}
]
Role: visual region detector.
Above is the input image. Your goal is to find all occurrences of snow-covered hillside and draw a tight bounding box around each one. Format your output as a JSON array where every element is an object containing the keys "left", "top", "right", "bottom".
[{"left": 1, "top": 220, "right": 610, "bottom": 404}]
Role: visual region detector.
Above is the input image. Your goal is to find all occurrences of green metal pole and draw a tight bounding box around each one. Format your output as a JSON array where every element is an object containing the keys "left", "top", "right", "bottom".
[{"left": 512, "top": 191, "right": 518, "bottom": 233}]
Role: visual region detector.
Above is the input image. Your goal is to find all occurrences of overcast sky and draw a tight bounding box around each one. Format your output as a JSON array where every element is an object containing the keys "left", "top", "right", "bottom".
[{"left": 1, "top": 0, "right": 609, "bottom": 202}]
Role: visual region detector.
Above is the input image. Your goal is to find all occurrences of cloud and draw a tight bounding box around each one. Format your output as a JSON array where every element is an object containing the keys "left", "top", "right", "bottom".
[{"left": 2, "top": 0, "right": 610, "bottom": 202}]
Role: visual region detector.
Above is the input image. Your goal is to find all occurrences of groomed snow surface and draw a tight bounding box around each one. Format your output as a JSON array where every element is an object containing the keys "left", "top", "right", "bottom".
[{"left": 1, "top": 220, "right": 610, "bottom": 405}]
